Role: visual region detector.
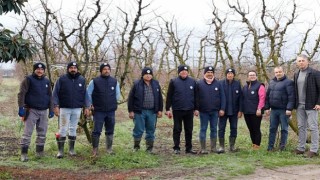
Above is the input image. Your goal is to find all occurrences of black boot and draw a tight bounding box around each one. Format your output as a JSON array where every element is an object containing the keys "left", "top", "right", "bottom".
[
  {"left": 92, "top": 136, "right": 100, "bottom": 157},
  {"left": 134, "top": 138, "right": 141, "bottom": 151},
  {"left": 56, "top": 137, "right": 66, "bottom": 159},
  {"left": 20, "top": 145, "right": 29, "bottom": 162},
  {"left": 200, "top": 140, "right": 208, "bottom": 154},
  {"left": 229, "top": 137, "right": 239, "bottom": 152},
  {"left": 146, "top": 140, "right": 154, "bottom": 154},
  {"left": 217, "top": 138, "right": 225, "bottom": 154},
  {"left": 36, "top": 145, "right": 44, "bottom": 158},
  {"left": 106, "top": 135, "right": 114, "bottom": 154},
  {"left": 68, "top": 136, "right": 76, "bottom": 156},
  {"left": 210, "top": 138, "right": 217, "bottom": 153}
]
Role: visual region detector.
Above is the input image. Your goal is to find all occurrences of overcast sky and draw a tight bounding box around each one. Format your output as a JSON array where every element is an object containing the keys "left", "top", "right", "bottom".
[
  {"left": 1, "top": 0, "right": 320, "bottom": 33},
  {"left": 1, "top": 0, "right": 320, "bottom": 64}
]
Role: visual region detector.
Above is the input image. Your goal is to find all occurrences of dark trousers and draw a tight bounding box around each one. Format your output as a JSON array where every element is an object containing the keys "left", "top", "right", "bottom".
[
  {"left": 92, "top": 111, "right": 115, "bottom": 138},
  {"left": 172, "top": 110, "right": 194, "bottom": 151},
  {"left": 244, "top": 114, "right": 262, "bottom": 146},
  {"left": 218, "top": 114, "right": 238, "bottom": 138}
]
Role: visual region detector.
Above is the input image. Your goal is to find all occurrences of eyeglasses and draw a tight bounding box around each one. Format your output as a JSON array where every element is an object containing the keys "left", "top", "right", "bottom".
[{"left": 248, "top": 74, "right": 256, "bottom": 76}]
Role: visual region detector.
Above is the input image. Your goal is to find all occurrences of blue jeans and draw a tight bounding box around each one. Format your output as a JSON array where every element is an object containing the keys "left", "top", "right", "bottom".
[
  {"left": 218, "top": 114, "right": 238, "bottom": 138},
  {"left": 268, "top": 109, "right": 289, "bottom": 150},
  {"left": 59, "top": 108, "right": 82, "bottom": 137},
  {"left": 92, "top": 111, "right": 115, "bottom": 138},
  {"left": 199, "top": 111, "right": 218, "bottom": 141},
  {"left": 133, "top": 110, "right": 157, "bottom": 141}
]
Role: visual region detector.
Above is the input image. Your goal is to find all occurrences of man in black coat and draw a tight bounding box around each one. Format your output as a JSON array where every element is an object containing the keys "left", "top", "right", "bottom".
[
  {"left": 265, "top": 66, "right": 295, "bottom": 151},
  {"left": 293, "top": 54, "right": 320, "bottom": 158},
  {"left": 128, "top": 67, "right": 163, "bottom": 153}
]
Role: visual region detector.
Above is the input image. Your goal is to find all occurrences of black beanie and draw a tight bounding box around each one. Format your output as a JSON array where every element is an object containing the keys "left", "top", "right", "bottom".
[
  {"left": 178, "top": 65, "right": 188, "bottom": 74},
  {"left": 33, "top": 62, "right": 46, "bottom": 72},
  {"left": 100, "top": 63, "right": 111, "bottom": 72},
  {"left": 225, "top": 68, "right": 236, "bottom": 75},
  {"left": 141, "top": 67, "right": 153, "bottom": 76},
  {"left": 67, "top": 62, "right": 78, "bottom": 69},
  {"left": 204, "top": 66, "right": 214, "bottom": 74}
]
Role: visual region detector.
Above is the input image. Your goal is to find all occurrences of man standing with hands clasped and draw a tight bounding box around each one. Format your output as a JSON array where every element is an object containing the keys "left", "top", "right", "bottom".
[
  {"left": 264, "top": 66, "right": 295, "bottom": 152},
  {"left": 18, "top": 62, "right": 54, "bottom": 162},
  {"left": 195, "top": 66, "right": 226, "bottom": 154},
  {"left": 165, "top": 64, "right": 198, "bottom": 155},
  {"left": 218, "top": 68, "right": 242, "bottom": 153},
  {"left": 293, "top": 54, "right": 320, "bottom": 158}
]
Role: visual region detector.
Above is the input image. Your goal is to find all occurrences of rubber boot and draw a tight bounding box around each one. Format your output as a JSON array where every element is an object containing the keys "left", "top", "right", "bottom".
[
  {"left": 68, "top": 136, "right": 76, "bottom": 156},
  {"left": 20, "top": 145, "right": 29, "bottom": 162},
  {"left": 134, "top": 138, "right": 141, "bottom": 151},
  {"left": 146, "top": 140, "right": 154, "bottom": 154},
  {"left": 210, "top": 138, "right": 217, "bottom": 153},
  {"left": 36, "top": 145, "right": 44, "bottom": 158},
  {"left": 229, "top": 137, "right": 239, "bottom": 152},
  {"left": 217, "top": 138, "right": 225, "bottom": 154},
  {"left": 106, "top": 135, "right": 114, "bottom": 154},
  {"left": 56, "top": 137, "right": 66, "bottom": 159},
  {"left": 200, "top": 140, "right": 208, "bottom": 154},
  {"left": 92, "top": 136, "right": 100, "bottom": 157}
]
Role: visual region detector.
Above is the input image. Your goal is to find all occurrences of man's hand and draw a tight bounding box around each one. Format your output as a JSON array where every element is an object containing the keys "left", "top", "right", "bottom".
[
  {"left": 194, "top": 110, "right": 199, "bottom": 117},
  {"left": 129, "top": 112, "right": 134, "bottom": 119},
  {"left": 84, "top": 108, "right": 90, "bottom": 117},
  {"left": 157, "top": 111, "right": 162, "bottom": 118},
  {"left": 54, "top": 106, "right": 60, "bottom": 116},
  {"left": 313, "top": 105, "right": 320, "bottom": 111},
  {"left": 265, "top": 110, "right": 270, "bottom": 116},
  {"left": 286, "top": 110, "right": 292, "bottom": 116},
  {"left": 237, "top": 111, "right": 243, "bottom": 118},
  {"left": 219, "top": 110, "right": 225, "bottom": 117},
  {"left": 165, "top": 111, "right": 173, "bottom": 119}
]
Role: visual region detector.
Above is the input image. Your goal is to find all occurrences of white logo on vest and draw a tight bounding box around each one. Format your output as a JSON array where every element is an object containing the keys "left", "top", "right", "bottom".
[{"left": 251, "top": 91, "right": 255, "bottom": 94}]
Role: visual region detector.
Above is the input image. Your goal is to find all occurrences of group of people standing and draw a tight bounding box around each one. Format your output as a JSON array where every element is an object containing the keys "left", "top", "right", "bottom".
[{"left": 17, "top": 54, "right": 320, "bottom": 162}]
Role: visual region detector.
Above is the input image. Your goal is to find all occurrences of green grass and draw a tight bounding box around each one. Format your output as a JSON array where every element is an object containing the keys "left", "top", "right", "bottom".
[{"left": 1, "top": 78, "right": 320, "bottom": 179}]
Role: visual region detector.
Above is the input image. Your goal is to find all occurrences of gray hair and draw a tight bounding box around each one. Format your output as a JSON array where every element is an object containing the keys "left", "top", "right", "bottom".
[{"left": 297, "top": 54, "right": 309, "bottom": 61}]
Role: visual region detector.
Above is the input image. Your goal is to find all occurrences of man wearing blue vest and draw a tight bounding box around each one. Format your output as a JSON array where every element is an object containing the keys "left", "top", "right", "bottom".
[
  {"left": 53, "top": 62, "right": 90, "bottom": 158},
  {"left": 128, "top": 67, "right": 163, "bottom": 153},
  {"left": 165, "top": 64, "right": 198, "bottom": 154},
  {"left": 87, "top": 63, "right": 120, "bottom": 157},
  {"left": 195, "top": 66, "right": 226, "bottom": 154},
  {"left": 18, "top": 62, "right": 54, "bottom": 162},
  {"left": 218, "top": 68, "right": 242, "bottom": 153}
]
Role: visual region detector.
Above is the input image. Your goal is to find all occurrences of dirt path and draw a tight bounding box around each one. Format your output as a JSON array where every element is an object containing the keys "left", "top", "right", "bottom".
[
  {"left": 2, "top": 164, "right": 320, "bottom": 179},
  {"left": 235, "top": 165, "right": 320, "bottom": 180}
]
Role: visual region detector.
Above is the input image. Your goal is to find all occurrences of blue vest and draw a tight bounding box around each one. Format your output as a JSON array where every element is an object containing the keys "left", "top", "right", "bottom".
[
  {"left": 197, "top": 79, "right": 224, "bottom": 112},
  {"left": 171, "top": 77, "right": 196, "bottom": 111},
  {"left": 128, "top": 79, "right": 163, "bottom": 113},
  {"left": 242, "top": 80, "right": 262, "bottom": 114},
  {"left": 221, "top": 79, "right": 242, "bottom": 114},
  {"left": 25, "top": 74, "right": 51, "bottom": 110},
  {"left": 92, "top": 76, "right": 117, "bottom": 112},
  {"left": 58, "top": 73, "right": 86, "bottom": 108}
]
